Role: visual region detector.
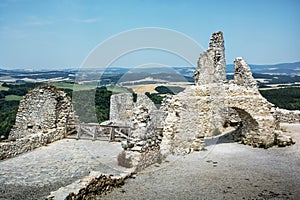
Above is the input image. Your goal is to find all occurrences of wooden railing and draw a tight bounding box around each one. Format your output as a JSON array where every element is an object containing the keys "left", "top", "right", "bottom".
[{"left": 65, "top": 122, "right": 132, "bottom": 141}]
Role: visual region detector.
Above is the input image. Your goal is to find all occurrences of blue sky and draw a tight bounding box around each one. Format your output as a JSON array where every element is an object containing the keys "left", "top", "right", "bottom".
[{"left": 0, "top": 0, "right": 299, "bottom": 69}]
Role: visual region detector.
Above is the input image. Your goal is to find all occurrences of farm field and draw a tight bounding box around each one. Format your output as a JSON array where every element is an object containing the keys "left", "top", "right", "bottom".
[{"left": 4, "top": 95, "right": 23, "bottom": 101}]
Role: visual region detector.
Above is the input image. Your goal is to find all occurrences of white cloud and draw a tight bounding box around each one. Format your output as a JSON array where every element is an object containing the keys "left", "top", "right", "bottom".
[
  {"left": 71, "top": 17, "right": 101, "bottom": 24},
  {"left": 24, "top": 17, "right": 53, "bottom": 26}
]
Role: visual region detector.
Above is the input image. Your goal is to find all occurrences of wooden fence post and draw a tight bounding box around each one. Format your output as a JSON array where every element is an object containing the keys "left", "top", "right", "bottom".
[{"left": 76, "top": 124, "right": 81, "bottom": 140}]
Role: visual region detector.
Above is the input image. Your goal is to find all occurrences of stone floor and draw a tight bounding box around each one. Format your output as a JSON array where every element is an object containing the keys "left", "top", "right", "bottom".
[
  {"left": 0, "top": 139, "right": 128, "bottom": 199},
  {"left": 100, "top": 123, "right": 300, "bottom": 200}
]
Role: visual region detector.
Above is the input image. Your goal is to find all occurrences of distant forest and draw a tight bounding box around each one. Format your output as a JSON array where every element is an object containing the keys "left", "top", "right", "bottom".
[
  {"left": 260, "top": 88, "right": 300, "bottom": 110},
  {"left": 0, "top": 83, "right": 300, "bottom": 140}
]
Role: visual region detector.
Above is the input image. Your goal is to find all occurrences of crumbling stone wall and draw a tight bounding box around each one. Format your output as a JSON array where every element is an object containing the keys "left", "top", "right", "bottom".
[
  {"left": 1, "top": 130, "right": 67, "bottom": 160},
  {"left": 109, "top": 93, "right": 134, "bottom": 124},
  {"left": 161, "top": 31, "right": 295, "bottom": 156},
  {"left": 160, "top": 82, "right": 277, "bottom": 155},
  {"left": 194, "top": 31, "right": 226, "bottom": 85},
  {"left": 110, "top": 93, "right": 163, "bottom": 171},
  {"left": 273, "top": 108, "right": 300, "bottom": 123},
  {"left": 47, "top": 172, "right": 132, "bottom": 200},
  {"left": 109, "top": 93, "right": 163, "bottom": 128},
  {"left": 10, "top": 85, "right": 74, "bottom": 139},
  {"left": 110, "top": 31, "right": 296, "bottom": 163},
  {"left": 234, "top": 57, "right": 258, "bottom": 89},
  {"left": 0, "top": 85, "right": 74, "bottom": 160},
  {"left": 64, "top": 174, "right": 128, "bottom": 200}
]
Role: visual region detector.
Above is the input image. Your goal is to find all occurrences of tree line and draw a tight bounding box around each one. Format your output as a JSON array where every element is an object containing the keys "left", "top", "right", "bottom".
[{"left": 1, "top": 83, "right": 299, "bottom": 140}]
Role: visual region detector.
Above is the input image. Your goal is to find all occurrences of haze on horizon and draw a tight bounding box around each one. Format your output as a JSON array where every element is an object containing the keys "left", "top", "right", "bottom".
[{"left": 0, "top": 0, "right": 299, "bottom": 70}]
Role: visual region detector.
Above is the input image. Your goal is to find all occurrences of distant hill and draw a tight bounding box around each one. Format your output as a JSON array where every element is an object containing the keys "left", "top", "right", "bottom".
[
  {"left": 1, "top": 61, "right": 299, "bottom": 84},
  {"left": 226, "top": 61, "right": 300, "bottom": 75}
]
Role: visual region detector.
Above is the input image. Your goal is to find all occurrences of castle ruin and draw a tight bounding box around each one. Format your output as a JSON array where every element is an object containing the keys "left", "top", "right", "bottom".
[
  {"left": 110, "top": 31, "right": 296, "bottom": 168},
  {"left": 0, "top": 85, "right": 74, "bottom": 159},
  {"left": 160, "top": 31, "right": 294, "bottom": 155},
  {"left": 1, "top": 31, "right": 296, "bottom": 167}
]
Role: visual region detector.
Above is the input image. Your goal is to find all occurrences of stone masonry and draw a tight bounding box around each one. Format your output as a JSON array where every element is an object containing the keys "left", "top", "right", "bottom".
[
  {"left": 0, "top": 85, "right": 74, "bottom": 160},
  {"left": 273, "top": 108, "right": 300, "bottom": 124},
  {"left": 161, "top": 31, "right": 295, "bottom": 155},
  {"left": 118, "top": 103, "right": 162, "bottom": 172},
  {"left": 109, "top": 93, "right": 134, "bottom": 125},
  {"left": 109, "top": 93, "right": 162, "bottom": 127},
  {"left": 10, "top": 85, "right": 74, "bottom": 139},
  {"left": 109, "top": 93, "right": 163, "bottom": 171},
  {"left": 194, "top": 31, "right": 226, "bottom": 85},
  {"left": 234, "top": 57, "right": 258, "bottom": 89}
]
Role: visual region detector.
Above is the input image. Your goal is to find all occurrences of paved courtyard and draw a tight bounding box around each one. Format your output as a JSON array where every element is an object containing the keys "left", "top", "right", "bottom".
[{"left": 0, "top": 139, "right": 126, "bottom": 199}]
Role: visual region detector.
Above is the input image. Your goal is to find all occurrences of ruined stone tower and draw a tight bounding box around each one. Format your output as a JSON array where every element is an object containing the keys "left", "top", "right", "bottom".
[
  {"left": 194, "top": 31, "right": 226, "bottom": 85},
  {"left": 161, "top": 31, "right": 294, "bottom": 155}
]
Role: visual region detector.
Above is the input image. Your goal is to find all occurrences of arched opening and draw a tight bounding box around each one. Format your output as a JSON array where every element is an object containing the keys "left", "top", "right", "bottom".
[{"left": 218, "top": 107, "right": 259, "bottom": 144}]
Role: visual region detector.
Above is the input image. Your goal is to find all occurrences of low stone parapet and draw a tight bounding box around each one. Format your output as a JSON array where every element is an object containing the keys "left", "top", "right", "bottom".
[
  {"left": 47, "top": 171, "right": 133, "bottom": 200},
  {"left": 274, "top": 108, "right": 300, "bottom": 123},
  {"left": 0, "top": 129, "right": 65, "bottom": 160}
]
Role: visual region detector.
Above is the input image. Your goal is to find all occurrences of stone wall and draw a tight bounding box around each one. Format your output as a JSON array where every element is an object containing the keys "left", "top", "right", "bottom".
[
  {"left": 109, "top": 93, "right": 163, "bottom": 128},
  {"left": 0, "top": 130, "right": 65, "bottom": 160},
  {"left": 160, "top": 82, "right": 281, "bottom": 155},
  {"left": 47, "top": 172, "right": 131, "bottom": 200},
  {"left": 1, "top": 85, "right": 74, "bottom": 160},
  {"left": 109, "top": 93, "right": 163, "bottom": 171},
  {"left": 161, "top": 31, "right": 295, "bottom": 156},
  {"left": 109, "top": 93, "right": 134, "bottom": 124},
  {"left": 110, "top": 31, "right": 296, "bottom": 163},
  {"left": 274, "top": 108, "right": 300, "bottom": 123},
  {"left": 117, "top": 101, "right": 162, "bottom": 172},
  {"left": 234, "top": 57, "right": 258, "bottom": 89},
  {"left": 194, "top": 31, "right": 226, "bottom": 85},
  {"left": 9, "top": 85, "right": 74, "bottom": 139}
]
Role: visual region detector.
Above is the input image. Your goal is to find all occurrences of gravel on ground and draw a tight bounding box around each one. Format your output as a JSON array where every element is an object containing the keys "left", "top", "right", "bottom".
[{"left": 100, "top": 123, "right": 300, "bottom": 200}]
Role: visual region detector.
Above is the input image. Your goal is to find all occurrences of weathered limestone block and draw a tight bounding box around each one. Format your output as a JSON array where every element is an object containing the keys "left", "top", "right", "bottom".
[
  {"left": 234, "top": 57, "right": 258, "bottom": 89},
  {"left": 117, "top": 147, "right": 161, "bottom": 172},
  {"left": 136, "top": 93, "right": 157, "bottom": 110},
  {"left": 109, "top": 93, "right": 134, "bottom": 124},
  {"left": 276, "top": 131, "right": 295, "bottom": 147},
  {"left": 194, "top": 31, "right": 226, "bottom": 85}
]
